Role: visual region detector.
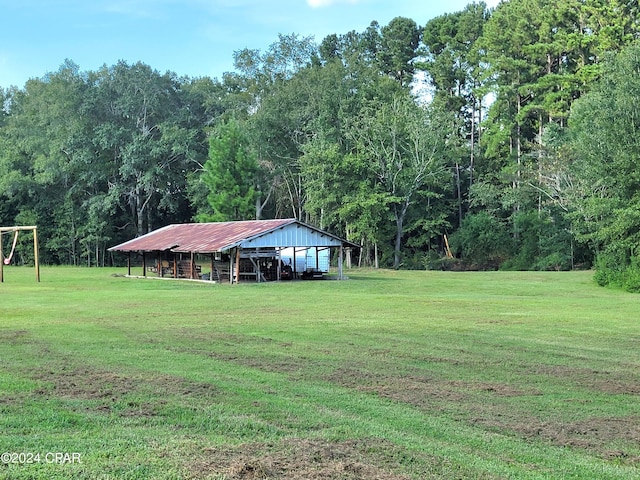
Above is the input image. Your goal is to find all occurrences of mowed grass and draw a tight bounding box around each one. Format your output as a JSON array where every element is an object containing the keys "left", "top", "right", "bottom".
[{"left": 0, "top": 266, "right": 639, "bottom": 479}]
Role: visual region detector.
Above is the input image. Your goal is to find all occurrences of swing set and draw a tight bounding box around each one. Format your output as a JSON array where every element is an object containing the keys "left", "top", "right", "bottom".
[{"left": 0, "top": 226, "right": 40, "bottom": 282}]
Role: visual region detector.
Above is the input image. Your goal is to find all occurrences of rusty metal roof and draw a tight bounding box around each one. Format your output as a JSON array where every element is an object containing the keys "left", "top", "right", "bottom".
[{"left": 108, "top": 219, "right": 356, "bottom": 253}]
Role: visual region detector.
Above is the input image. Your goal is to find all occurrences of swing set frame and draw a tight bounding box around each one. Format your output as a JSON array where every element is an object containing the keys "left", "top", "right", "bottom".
[{"left": 0, "top": 226, "right": 40, "bottom": 282}]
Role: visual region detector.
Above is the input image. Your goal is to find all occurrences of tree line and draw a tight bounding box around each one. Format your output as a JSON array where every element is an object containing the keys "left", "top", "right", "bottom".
[{"left": 1, "top": 0, "right": 640, "bottom": 288}]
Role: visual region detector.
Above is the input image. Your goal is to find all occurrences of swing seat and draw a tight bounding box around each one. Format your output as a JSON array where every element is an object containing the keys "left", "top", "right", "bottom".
[{"left": 3, "top": 229, "right": 19, "bottom": 265}]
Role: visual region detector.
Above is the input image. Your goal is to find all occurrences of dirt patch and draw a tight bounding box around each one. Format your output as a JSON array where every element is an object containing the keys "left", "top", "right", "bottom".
[
  {"left": 473, "top": 412, "right": 640, "bottom": 464},
  {"left": 30, "top": 362, "right": 220, "bottom": 399},
  {"left": 0, "top": 329, "right": 30, "bottom": 344},
  {"left": 325, "top": 367, "right": 536, "bottom": 409},
  {"left": 591, "top": 379, "right": 640, "bottom": 395},
  {"left": 31, "top": 366, "right": 139, "bottom": 400},
  {"left": 533, "top": 364, "right": 640, "bottom": 395},
  {"left": 187, "top": 438, "right": 415, "bottom": 480},
  {"left": 515, "top": 416, "right": 640, "bottom": 448},
  {"left": 164, "top": 340, "right": 325, "bottom": 378},
  {"left": 171, "top": 331, "right": 279, "bottom": 347},
  {"left": 204, "top": 351, "right": 318, "bottom": 376},
  {"left": 27, "top": 362, "right": 220, "bottom": 418}
]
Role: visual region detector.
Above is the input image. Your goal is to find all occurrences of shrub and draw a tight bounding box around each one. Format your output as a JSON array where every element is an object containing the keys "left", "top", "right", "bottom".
[
  {"left": 423, "top": 251, "right": 460, "bottom": 271},
  {"left": 594, "top": 248, "right": 640, "bottom": 292},
  {"left": 502, "top": 211, "right": 573, "bottom": 271},
  {"left": 449, "top": 212, "right": 512, "bottom": 270}
]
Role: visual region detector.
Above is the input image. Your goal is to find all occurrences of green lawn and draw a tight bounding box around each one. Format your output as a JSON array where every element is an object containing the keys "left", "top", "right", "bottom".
[{"left": 1, "top": 266, "right": 639, "bottom": 479}]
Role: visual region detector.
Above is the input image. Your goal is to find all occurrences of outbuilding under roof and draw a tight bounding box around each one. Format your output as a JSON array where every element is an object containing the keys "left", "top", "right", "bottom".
[{"left": 108, "top": 219, "right": 357, "bottom": 283}]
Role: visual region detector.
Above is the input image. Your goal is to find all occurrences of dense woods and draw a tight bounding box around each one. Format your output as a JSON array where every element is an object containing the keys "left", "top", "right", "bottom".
[{"left": 2, "top": 0, "right": 640, "bottom": 288}]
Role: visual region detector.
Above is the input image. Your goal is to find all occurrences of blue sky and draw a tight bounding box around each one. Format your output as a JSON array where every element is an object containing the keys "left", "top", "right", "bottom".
[{"left": 0, "top": 0, "right": 499, "bottom": 89}]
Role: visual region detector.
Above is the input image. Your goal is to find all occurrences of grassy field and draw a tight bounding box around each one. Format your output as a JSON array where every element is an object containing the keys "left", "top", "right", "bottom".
[{"left": 0, "top": 266, "right": 639, "bottom": 479}]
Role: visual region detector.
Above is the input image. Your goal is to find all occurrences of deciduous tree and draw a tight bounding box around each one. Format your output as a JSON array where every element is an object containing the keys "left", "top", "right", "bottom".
[{"left": 348, "top": 89, "right": 452, "bottom": 268}]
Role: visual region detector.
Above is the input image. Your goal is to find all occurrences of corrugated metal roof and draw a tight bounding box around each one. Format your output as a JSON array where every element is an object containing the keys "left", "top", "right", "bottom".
[{"left": 108, "top": 219, "right": 356, "bottom": 253}]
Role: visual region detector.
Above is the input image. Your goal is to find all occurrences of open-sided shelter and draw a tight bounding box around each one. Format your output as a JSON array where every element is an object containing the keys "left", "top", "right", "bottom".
[{"left": 108, "top": 219, "right": 357, "bottom": 283}]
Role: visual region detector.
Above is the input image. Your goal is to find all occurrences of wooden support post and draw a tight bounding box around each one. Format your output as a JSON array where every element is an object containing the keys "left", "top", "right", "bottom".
[
  {"left": 444, "top": 234, "right": 453, "bottom": 258},
  {"left": 33, "top": 227, "right": 40, "bottom": 282},
  {"left": 293, "top": 248, "right": 297, "bottom": 279},
  {"left": 234, "top": 248, "right": 241, "bottom": 284},
  {"left": 142, "top": 252, "right": 147, "bottom": 277},
  {"left": 210, "top": 254, "right": 215, "bottom": 282},
  {"left": 0, "top": 233, "right": 4, "bottom": 283},
  {"left": 0, "top": 226, "right": 40, "bottom": 283},
  {"left": 127, "top": 252, "right": 131, "bottom": 276},
  {"left": 338, "top": 245, "right": 344, "bottom": 280},
  {"left": 277, "top": 248, "right": 281, "bottom": 281}
]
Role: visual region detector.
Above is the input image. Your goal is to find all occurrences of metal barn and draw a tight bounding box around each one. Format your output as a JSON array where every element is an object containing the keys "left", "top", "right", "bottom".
[{"left": 108, "top": 219, "right": 357, "bottom": 283}]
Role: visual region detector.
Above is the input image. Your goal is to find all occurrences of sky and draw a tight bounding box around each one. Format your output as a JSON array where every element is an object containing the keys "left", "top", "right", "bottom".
[{"left": 0, "top": 0, "right": 500, "bottom": 89}]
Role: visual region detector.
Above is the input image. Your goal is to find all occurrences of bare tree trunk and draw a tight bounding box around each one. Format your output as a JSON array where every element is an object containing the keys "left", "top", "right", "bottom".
[
  {"left": 393, "top": 202, "right": 409, "bottom": 269},
  {"left": 470, "top": 95, "right": 476, "bottom": 191},
  {"left": 256, "top": 195, "right": 262, "bottom": 220},
  {"left": 516, "top": 95, "right": 522, "bottom": 194},
  {"left": 374, "top": 242, "right": 379, "bottom": 269},
  {"left": 455, "top": 162, "right": 463, "bottom": 228},
  {"left": 136, "top": 193, "right": 144, "bottom": 236}
]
